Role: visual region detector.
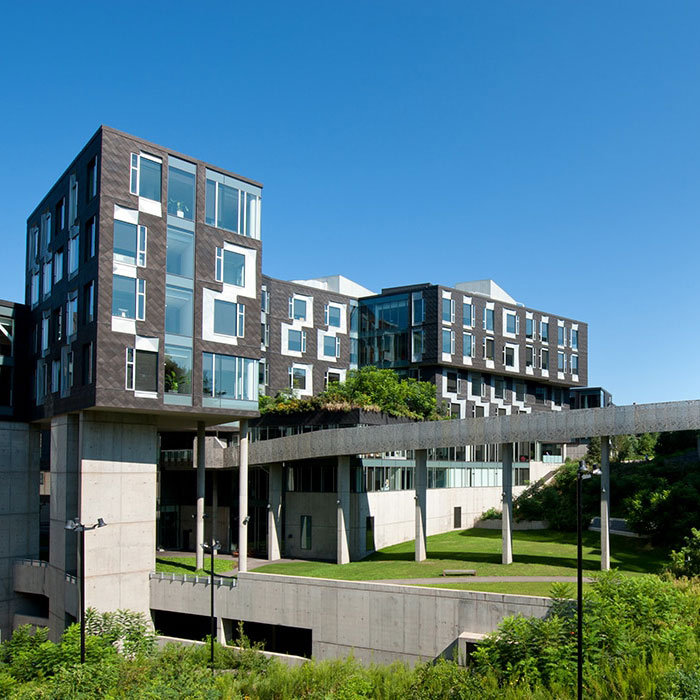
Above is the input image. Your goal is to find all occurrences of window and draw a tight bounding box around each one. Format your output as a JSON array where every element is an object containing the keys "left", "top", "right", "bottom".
[
  {"left": 213, "top": 299, "right": 244, "bottom": 337},
  {"left": 259, "top": 358, "right": 269, "bottom": 388},
  {"left": 112, "top": 275, "right": 145, "bottom": 320},
  {"left": 471, "top": 373, "right": 482, "bottom": 397},
  {"left": 463, "top": 302, "right": 473, "bottom": 327},
  {"left": 558, "top": 325, "right": 566, "bottom": 346},
  {"left": 494, "top": 377, "right": 505, "bottom": 399},
  {"left": 29, "top": 226, "right": 39, "bottom": 260},
  {"left": 540, "top": 348, "right": 549, "bottom": 370},
  {"left": 261, "top": 322, "right": 269, "bottom": 348},
  {"left": 41, "top": 315, "right": 49, "bottom": 353},
  {"left": 442, "top": 328, "right": 455, "bottom": 354},
  {"left": 525, "top": 346, "right": 534, "bottom": 368},
  {"left": 167, "top": 164, "right": 195, "bottom": 220},
  {"left": 412, "top": 294, "right": 424, "bottom": 324},
  {"left": 325, "top": 304, "right": 342, "bottom": 328},
  {"left": 166, "top": 227, "right": 194, "bottom": 279},
  {"left": 325, "top": 370, "right": 341, "bottom": 389},
  {"left": 164, "top": 345, "right": 192, "bottom": 394},
  {"left": 446, "top": 371, "right": 459, "bottom": 393},
  {"left": 483, "top": 337, "right": 494, "bottom": 360},
  {"left": 130, "top": 153, "right": 161, "bottom": 201},
  {"left": 571, "top": 328, "right": 579, "bottom": 350},
  {"left": 288, "top": 329, "right": 306, "bottom": 353},
  {"left": 463, "top": 332, "right": 474, "bottom": 358},
  {"left": 515, "top": 382, "right": 525, "bottom": 401},
  {"left": 165, "top": 286, "right": 193, "bottom": 336},
  {"left": 571, "top": 355, "right": 579, "bottom": 374},
  {"left": 540, "top": 321, "right": 549, "bottom": 342},
  {"left": 42, "top": 261, "right": 52, "bottom": 297},
  {"left": 69, "top": 174, "right": 78, "bottom": 225},
  {"left": 535, "top": 386, "right": 546, "bottom": 404},
  {"left": 83, "top": 282, "right": 94, "bottom": 324},
  {"left": 82, "top": 343, "right": 93, "bottom": 385},
  {"left": 300, "top": 515, "right": 312, "bottom": 550},
  {"left": 30, "top": 273, "right": 39, "bottom": 306},
  {"left": 41, "top": 212, "right": 52, "bottom": 248},
  {"left": 66, "top": 294, "right": 78, "bottom": 337},
  {"left": 289, "top": 366, "right": 307, "bottom": 390},
  {"left": 53, "top": 249, "right": 63, "bottom": 284},
  {"left": 506, "top": 312, "right": 518, "bottom": 335},
  {"left": 202, "top": 352, "right": 257, "bottom": 400},
  {"left": 526, "top": 318, "right": 534, "bottom": 339},
  {"left": 61, "top": 348, "right": 73, "bottom": 397},
  {"left": 288, "top": 296, "right": 307, "bottom": 321},
  {"left": 261, "top": 288, "right": 270, "bottom": 313},
  {"left": 412, "top": 329, "right": 424, "bottom": 358},
  {"left": 84, "top": 217, "right": 96, "bottom": 261},
  {"left": 51, "top": 359, "right": 60, "bottom": 393},
  {"left": 56, "top": 198, "right": 65, "bottom": 231},
  {"left": 127, "top": 349, "right": 158, "bottom": 392},
  {"left": 215, "top": 247, "right": 245, "bottom": 286},
  {"left": 483, "top": 307, "right": 494, "bottom": 331},
  {"left": 442, "top": 297, "right": 455, "bottom": 323},
  {"left": 205, "top": 173, "right": 261, "bottom": 238},
  {"left": 114, "top": 221, "right": 147, "bottom": 266},
  {"left": 558, "top": 351, "right": 566, "bottom": 372},
  {"left": 322, "top": 334, "right": 340, "bottom": 358},
  {"left": 87, "top": 156, "right": 98, "bottom": 199},
  {"left": 52, "top": 308, "right": 63, "bottom": 343},
  {"left": 68, "top": 234, "right": 79, "bottom": 274},
  {"left": 349, "top": 337, "right": 358, "bottom": 366},
  {"left": 504, "top": 345, "right": 516, "bottom": 368}
]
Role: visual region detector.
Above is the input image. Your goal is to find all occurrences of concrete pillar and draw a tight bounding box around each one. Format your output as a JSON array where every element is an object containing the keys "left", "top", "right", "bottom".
[
  {"left": 238, "top": 420, "right": 249, "bottom": 573},
  {"left": 600, "top": 436, "right": 611, "bottom": 571},
  {"left": 336, "top": 456, "right": 351, "bottom": 565},
  {"left": 267, "top": 463, "right": 283, "bottom": 561},
  {"left": 195, "top": 422, "right": 205, "bottom": 572},
  {"left": 562, "top": 443, "right": 568, "bottom": 461},
  {"left": 414, "top": 449, "right": 427, "bottom": 562},
  {"left": 501, "top": 442, "right": 513, "bottom": 565}
]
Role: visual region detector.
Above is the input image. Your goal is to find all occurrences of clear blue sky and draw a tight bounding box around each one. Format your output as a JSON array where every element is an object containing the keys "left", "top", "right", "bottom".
[{"left": 2, "top": 1, "right": 699, "bottom": 406}]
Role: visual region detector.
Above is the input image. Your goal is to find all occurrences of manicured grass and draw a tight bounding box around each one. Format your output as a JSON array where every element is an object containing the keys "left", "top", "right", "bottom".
[
  {"left": 251, "top": 528, "right": 666, "bottom": 581},
  {"left": 155, "top": 555, "right": 235, "bottom": 576},
  {"left": 416, "top": 581, "right": 595, "bottom": 597}
]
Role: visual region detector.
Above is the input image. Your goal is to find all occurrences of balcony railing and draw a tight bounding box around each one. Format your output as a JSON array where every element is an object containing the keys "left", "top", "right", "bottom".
[{"left": 149, "top": 571, "right": 236, "bottom": 588}]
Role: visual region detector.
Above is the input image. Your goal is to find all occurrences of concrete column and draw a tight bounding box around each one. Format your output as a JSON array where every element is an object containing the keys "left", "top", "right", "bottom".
[
  {"left": 238, "top": 420, "right": 249, "bottom": 573},
  {"left": 414, "top": 449, "right": 427, "bottom": 562},
  {"left": 195, "top": 422, "right": 205, "bottom": 572},
  {"left": 267, "top": 463, "right": 283, "bottom": 561},
  {"left": 600, "top": 436, "right": 611, "bottom": 571},
  {"left": 501, "top": 442, "right": 513, "bottom": 565},
  {"left": 336, "top": 456, "right": 351, "bottom": 565}
]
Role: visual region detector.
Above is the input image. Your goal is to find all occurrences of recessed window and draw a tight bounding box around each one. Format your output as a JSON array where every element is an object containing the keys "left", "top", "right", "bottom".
[
  {"left": 290, "top": 366, "right": 307, "bottom": 390},
  {"left": 167, "top": 164, "right": 195, "bottom": 220},
  {"left": 463, "top": 303, "right": 473, "bottom": 327},
  {"left": 69, "top": 174, "right": 78, "bottom": 226},
  {"left": 213, "top": 299, "right": 244, "bottom": 337},
  {"left": 504, "top": 345, "right": 515, "bottom": 368},
  {"left": 525, "top": 346, "right": 534, "bottom": 368},
  {"left": 471, "top": 373, "right": 482, "bottom": 397},
  {"left": 288, "top": 329, "right": 306, "bottom": 353},
  {"left": 202, "top": 352, "right": 257, "bottom": 400},
  {"left": 206, "top": 173, "right": 260, "bottom": 238},
  {"left": 515, "top": 382, "right": 525, "bottom": 401},
  {"left": 41, "top": 315, "right": 49, "bottom": 352},
  {"left": 494, "top": 377, "right": 505, "bottom": 399},
  {"left": 68, "top": 234, "right": 79, "bottom": 275},
  {"left": 442, "top": 329, "right": 455, "bottom": 354},
  {"left": 166, "top": 227, "right": 194, "bottom": 279},
  {"left": 84, "top": 217, "right": 97, "bottom": 261},
  {"left": 125, "top": 348, "right": 158, "bottom": 392},
  {"left": 325, "top": 370, "right": 341, "bottom": 389},
  {"left": 535, "top": 386, "right": 546, "bottom": 404},
  {"left": 51, "top": 359, "right": 60, "bottom": 393},
  {"left": 66, "top": 294, "right": 78, "bottom": 337},
  {"left": 30, "top": 273, "right": 39, "bottom": 306},
  {"left": 412, "top": 329, "right": 424, "bottom": 358},
  {"left": 506, "top": 312, "right": 518, "bottom": 335},
  {"left": 325, "top": 304, "right": 342, "bottom": 328},
  {"left": 112, "top": 275, "right": 145, "bottom": 321},
  {"left": 53, "top": 249, "right": 64, "bottom": 284},
  {"left": 215, "top": 247, "right": 245, "bottom": 286},
  {"left": 540, "top": 321, "right": 549, "bottom": 343},
  {"left": 558, "top": 326, "right": 566, "bottom": 346},
  {"left": 412, "top": 294, "right": 424, "bottom": 324},
  {"left": 571, "top": 355, "right": 579, "bottom": 374},
  {"left": 42, "top": 261, "right": 52, "bottom": 298},
  {"left": 130, "top": 153, "right": 162, "bottom": 202},
  {"left": 463, "top": 332, "right": 474, "bottom": 358},
  {"left": 571, "top": 329, "right": 579, "bottom": 350},
  {"left": 164, "top": 345, "right": 192, "bottom": 395},
  {"left": 484, "top": 308, "right": 494, "bottom": 331},
  {"left": 87, "top": 156, "right": 98, "bottom": 200},
  {"left": 557, "top": 351, "right": 566, "bottom": 372},
  {"left": 165, "top": 286, "right": 193, "bottom": 336},
  {"left": 82, "top": 343, "right": 93, "bottom": 385},
  {"left": 322, "top": 334, "right": 340, "bottom": 358},
  {"left": 56, "top": 198, "right": 65, "bottom": 231},
  {"left": 288, "top": 297, "right": 307, "bottom": 321},
  {"left": 446, "top": 371, "right": 459, "bottom": 393},
  {"left": 540, "top": 348, "right": 549, "bottom": 370},
  {"left": 83, "top": 282, "right": 94, "bottom": 324},
  {"left": 483, "top": 337, "right": 495, "bottom": 360},
  {"left": 525, "top": 318, "right": 534, "bottom": 339},
  {"left": 114, "top": 221, "right": 147, "bottom": 266},
  {"left": 442, "top": 297, "right": 455, "bottom": 324}
]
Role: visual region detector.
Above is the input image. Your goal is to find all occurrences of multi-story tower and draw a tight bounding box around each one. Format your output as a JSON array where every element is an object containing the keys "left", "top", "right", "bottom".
[{"left": 23, "top": 126, "right": 263, "bottom": 637}]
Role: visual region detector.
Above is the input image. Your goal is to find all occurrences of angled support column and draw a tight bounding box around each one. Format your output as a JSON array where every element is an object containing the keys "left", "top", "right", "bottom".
[
  {"left": 415, "top": 449, "right": 427, "bottom": 562},
  {"left": 501, "top": 442, "right": 513, "bottom": 565},
  {"left": 337, "top": 456, "right": 351, "bottom": 565},
  {"left": 238, "top": 420, "right": 249, "bottom": 573},
  {"left": 195, "top": 422, "right": 205, "bottom": 572},
  {"left": 600, "top": 436, "right": 611, "bottom": 571},
  {"left": 267, "top": 462, "right": 283, "bottom": 561}
]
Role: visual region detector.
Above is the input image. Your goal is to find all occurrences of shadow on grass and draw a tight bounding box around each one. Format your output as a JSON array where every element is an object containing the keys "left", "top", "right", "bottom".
[{"left": 155, "top": 557, "right": 220, "bottom": 576}]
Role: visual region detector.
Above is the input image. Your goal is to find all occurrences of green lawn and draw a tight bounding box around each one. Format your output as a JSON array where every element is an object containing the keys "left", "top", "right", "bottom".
[
  {"left": 416, "top": 581, "right": 595, "bottom": 597},
  {"left": 155, "top": 556, "right": 235, "bottom": 577},
  {"left": 251, "top": 528, "right": 667, "bottom": 581}
]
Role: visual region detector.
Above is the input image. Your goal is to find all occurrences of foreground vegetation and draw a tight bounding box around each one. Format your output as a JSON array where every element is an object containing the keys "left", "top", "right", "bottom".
[
  {"left": 252, "top": 527, "right": 666, "bottom": 583},
  {"left": 3, "top": 574, "right": 700, "bottom": 698}
]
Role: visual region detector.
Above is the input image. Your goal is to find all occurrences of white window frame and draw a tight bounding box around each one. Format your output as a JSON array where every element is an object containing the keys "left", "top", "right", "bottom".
[
  {"left": 462, "top": 332, "right": 474, "bottom": 358},
  {"left": 66, "top": 293, "right": 78, "bottom": 338},
  {"left": 325, "top": 303, "right": 343, "bottom": 328},
  {"left": 483, "top": 307, "right": 494, "bottom": 332},
  {"left": 136, "top": 279, "right": 146, "bottom": 321},
  {"left": 213, "top": 299, "right": 245, "bottom": 339},
  {"left": 322, "top": 333, "right": 340, "bottom": 358},
  {"left": 288, "top": 295, "right": 308, "bottom": 321},
  {"left": 137, "top": 225, "right": 147, "bottom": 266},
  {"left": 288, "top": 328, "right": 307, "bottom": 354},
  {"left": 571, "top": 354, "right": 579, "bottom": 374},
  {"left": 463, "top": 302, "right": 473, "bottom": 328},
  {"left": 130, "top": 152, "right": 162, "bottom": 201},
  {"left": 483, "top": 336, "right": 495, "bottom": 361},
  {"left": 125, "top": 348, "right": 135, "bottom": 390}
]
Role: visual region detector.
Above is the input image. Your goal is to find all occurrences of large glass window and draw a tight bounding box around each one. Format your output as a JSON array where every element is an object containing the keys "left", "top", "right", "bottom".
[
  {"left": 202, "top": 352, "right": 257, "bottom": 400},
  {"left": 164, "top": 345, "right": 192, "bottom": 394},
  {"left": 114, "top": 221, "right": 137, "bottom": 263},
  {"left": 167, "top": 166, "right": 195, "bottom": 220},
  {"left": 166, "top": 227, "right": 194, "bottom": 278},
  {"left": 165, "top": 286, "right": 193, "bottom": 336},
  {"left": 571, "top": 328, "right": 578, "bottom": 349},
  {"left": 558, "top": 326, "right": 566, "bottom": 346},
  {"left": 463, "top": 332, "right": 474, "bottom": 357},
  {"left": 506, "top": 313, "right": 517, "bottom": 334},
  {"left": 541, "top": 348, "right": 549, "bottom": 370},
  {"left": 442, "top": 298, "right": 454, "bottom": 323},
  {"left": 288, "top": 329, "right": 306, "bottom": 353},
  {"left": 215, "top": 247, "right": 245, "bottom": 286},
  {"left": 322, "top": 334, "right": 339, "bottom": 358},
  {"left": 540, "top": 321, "right": 549, "bottom": 342},
  {"left": 289, "top": 297, "right": 307, "bottom": 321},
  {"left": 483, "top": 337, "right": 495, "bottom": 360},
  {"left": 463, "top": 303, "right": 473, "bottom": 327},
  {"left": 206, "top": 174, "right": 260, "bottom": 238},
  {"left": 214, "top": 299, "right": 244, "bottom": 337},
  {"left": 326, "top": 304, "right": 342, "bottom": 327},
  {"left": 135, "top": 350, "right": 158, "bottom": 392},
  {"left": 290, "top": 366, "right": 307, "bottom": 390},
  {"left": 131, "top": 154, "right": 161, "bottom": 201},
  {"left": 442, "top": 329, "right": 454, "bottom": 354},
  {"left": 112, "top": 275, "right": 136, "bottom": 318}
]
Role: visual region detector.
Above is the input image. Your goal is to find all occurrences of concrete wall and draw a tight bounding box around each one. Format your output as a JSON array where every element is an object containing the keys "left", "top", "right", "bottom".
[
  {"left": 150, "top": 572, "right": 551, "bottom": 665},
  {"left": 0, "top": 422, "right": 39, "bottom": 641}
]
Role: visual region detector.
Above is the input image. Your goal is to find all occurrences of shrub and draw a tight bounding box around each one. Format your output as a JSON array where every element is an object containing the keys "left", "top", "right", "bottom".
[{"left": 669, "top": 528, "right": 700, "bottom": 578}]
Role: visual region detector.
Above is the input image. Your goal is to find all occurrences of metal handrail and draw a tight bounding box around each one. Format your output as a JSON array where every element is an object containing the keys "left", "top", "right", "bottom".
[{"left": 149, "top": 571, "right": 237, "bottom": 588}]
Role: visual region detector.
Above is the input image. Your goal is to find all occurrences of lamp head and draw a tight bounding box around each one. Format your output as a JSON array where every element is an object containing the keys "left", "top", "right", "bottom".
[{"left": 97, "top": 518, "right": 107, "bottom": 528}]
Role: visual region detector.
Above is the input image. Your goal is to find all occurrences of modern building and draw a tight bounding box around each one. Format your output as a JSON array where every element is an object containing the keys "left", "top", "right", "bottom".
[{"left": 5, "top": 126, "right": 596, "bottom": 646}]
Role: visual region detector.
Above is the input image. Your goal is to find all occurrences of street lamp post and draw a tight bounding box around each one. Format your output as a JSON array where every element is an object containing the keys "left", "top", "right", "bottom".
[
  {"left": 64, "top": 518, "right": 107, "bottom": 663},
  {"left": 202, "top": 539, "right": 221, "bottom": 673},
  {"left": 576, "top": 461, "right": 600, "bottom": 700}
]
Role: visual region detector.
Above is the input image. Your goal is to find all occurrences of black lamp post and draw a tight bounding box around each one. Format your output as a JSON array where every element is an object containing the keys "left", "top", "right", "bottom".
[
  {"left": 576, "top": 461, "right": 600, "bottom": 700},
  {"left": 201, "top": 539, "right": 221, "bottom": 672},
  {"left": 64, "top": 518, "right": 107, "bottom": 663}
]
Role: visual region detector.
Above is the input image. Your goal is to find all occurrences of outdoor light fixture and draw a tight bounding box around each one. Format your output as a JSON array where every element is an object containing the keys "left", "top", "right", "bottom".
[
  {"left": 64, "top": 517, "right": 107, "bottom": 663},
  {"left": 201, "top": 539, "right": 222, "bottom": 673},
  {"left": 242, "top": 515, "right": 251, "bottom": 525}
]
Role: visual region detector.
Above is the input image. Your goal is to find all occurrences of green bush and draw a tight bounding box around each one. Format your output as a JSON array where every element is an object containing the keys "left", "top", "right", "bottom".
[{"left": 669, "top": 528, "right": 700, "bottom": 578}]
